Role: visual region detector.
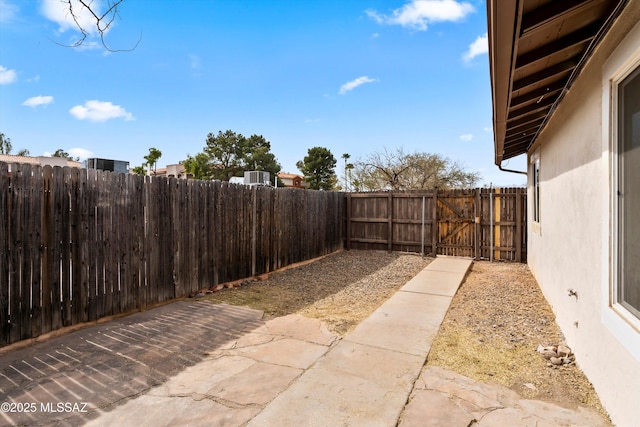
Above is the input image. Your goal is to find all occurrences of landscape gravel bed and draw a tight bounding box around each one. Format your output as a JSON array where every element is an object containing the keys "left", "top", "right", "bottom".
[{"left": 204, "top": 250, "right": 431, "bottom": 335}]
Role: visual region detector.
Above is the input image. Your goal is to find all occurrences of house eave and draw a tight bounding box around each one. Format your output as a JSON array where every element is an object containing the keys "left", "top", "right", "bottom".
[{"left": 487, "top": 0, "right": 631, "bottom": 167}]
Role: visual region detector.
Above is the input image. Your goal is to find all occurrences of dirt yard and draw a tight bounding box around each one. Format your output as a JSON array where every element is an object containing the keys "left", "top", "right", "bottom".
[{"left": 202, "top": 250, "right": 608, "bottom": 421}]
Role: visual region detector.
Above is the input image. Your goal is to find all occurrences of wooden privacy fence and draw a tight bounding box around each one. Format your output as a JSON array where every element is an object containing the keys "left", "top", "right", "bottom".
[
  {"left": 0, "top": 163, "right": 343, "bottom": 346},
  {"left": 345, "top": 188, "right": 526, "bottom": 261}
]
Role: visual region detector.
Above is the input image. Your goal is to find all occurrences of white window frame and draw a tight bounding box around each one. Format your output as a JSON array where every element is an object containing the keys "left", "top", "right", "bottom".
[
  {"left": 529, "top": 148, "right": 541, "bottom": 234},
  {"left": 601, "top": 18, "right": 640, "bottom": 360}
]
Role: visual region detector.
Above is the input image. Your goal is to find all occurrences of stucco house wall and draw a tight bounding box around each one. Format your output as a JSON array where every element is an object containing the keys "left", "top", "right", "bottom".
[{"left": 526, "top": 6, "right": 640, "bottom": 426}]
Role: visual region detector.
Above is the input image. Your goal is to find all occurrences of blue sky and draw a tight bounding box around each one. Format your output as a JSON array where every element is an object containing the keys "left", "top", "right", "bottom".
[{"left": 0, "top": 0, "right": 526, "bottom": 186}]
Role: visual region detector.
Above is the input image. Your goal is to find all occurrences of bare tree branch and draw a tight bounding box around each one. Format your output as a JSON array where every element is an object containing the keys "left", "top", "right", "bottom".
[{"left": 56, "top": 0, "right": 140, "bottom": 52}]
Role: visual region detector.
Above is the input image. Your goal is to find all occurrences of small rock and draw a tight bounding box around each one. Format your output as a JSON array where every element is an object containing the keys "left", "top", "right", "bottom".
[
  {"left": 540, "top": 349, "right": 558, "bottom": 359},
  {"left": 194, "top": 292, "right": 205, "bottom": 299},
  {"left": 557, "top": 344, "right": 572, "bottom": 357},
  {"left": 523, "top": 383, "right": 537, "bottom": 391},
  {"left": 561, "top": 355, "right": 575, "bottom": 365},
  {"left": 205, "top": 290, "right": 213, "bottom": 294},
  {"left": 549, "top": 356, "right": 563, "bottom": 365},
  {"left": 536, "top": 344, "right": 558, "bottom": 359}
]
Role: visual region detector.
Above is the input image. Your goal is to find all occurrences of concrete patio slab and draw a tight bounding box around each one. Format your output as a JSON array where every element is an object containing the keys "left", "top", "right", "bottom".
[
  {"left": 424, "top": 256, "right": 473, "bottom": 274},
  {"left": 345, "top": 291, "right": 452, "bottom": 355},
  {"left": 226, "top": 337, "right": 330, "bottom": 369},
  {"left": 247, "top": 256, "right": 473, "bottom": 427},
  {"left": 401, "top": 269, "right": 466, "bottom": 296},
  {"left": 85, "top": 394, "right": 260, "bottom": 427},
  {"left": 398, "top": 366, "right": 609, "bottom": 427},
  {"left": 247, "top": 340, "right": 424, "bottom": 427}
]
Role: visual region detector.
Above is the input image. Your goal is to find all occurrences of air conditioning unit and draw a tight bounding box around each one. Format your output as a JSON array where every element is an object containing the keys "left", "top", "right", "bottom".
[{"left": 244, "top": 171, "right": 271, "bottom": 186}]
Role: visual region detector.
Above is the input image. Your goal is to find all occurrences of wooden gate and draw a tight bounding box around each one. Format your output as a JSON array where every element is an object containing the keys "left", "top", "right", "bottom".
[
  {"left": 344, "top": 188, "right": 526, "bottom": 262},
  {"left": 436, "top": 189, "right": 476, "bottom": 257}
]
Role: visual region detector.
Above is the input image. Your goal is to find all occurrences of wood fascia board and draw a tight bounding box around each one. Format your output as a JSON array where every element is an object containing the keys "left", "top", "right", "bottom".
[{"left": 487, "top": 0, "right": 519, "bottom": 166}]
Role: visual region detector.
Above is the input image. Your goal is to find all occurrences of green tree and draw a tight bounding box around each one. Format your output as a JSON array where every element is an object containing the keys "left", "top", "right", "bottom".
[
  {"left": 204, "top": 130, "right": 249, "bottom": 180},
  {"left": 144, "top": 147, "right": 162, "bottom": 173},
  {"left": 244, "top": 134, "right": 282, "bottom": 181},
  {"left": 296, "top": 146, "right": 337, "bottom": 190},
  {"left": 16, "top": 148, "right": 30, "bottom": 156},
  {"left": 0, "top": 133, "right": 12, "bottom": 154},
  {"left": 52, "top": 149, "right": 79, "bottom": 161},
  {"left": 191, "top": 130, "right": 282, "bottom": 182},
  {"left": 132, "top": 165, "right": 147, "bottom": 175},
  {"left": 351, "top": 147, "right": 479, "bottom": 191},
  {"left": 182, "top": 153, "right": 211, "bottom": 180}
]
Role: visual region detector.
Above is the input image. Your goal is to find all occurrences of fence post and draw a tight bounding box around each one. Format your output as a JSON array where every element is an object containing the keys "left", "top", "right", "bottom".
[
  {"left": 387, "top": 194, "right": 393, "bottom": 252},
  {"left": 490, "top": 186, "right": 494, "bottom": 262},
  {"left": 474, "top": 189, "right": 480, "bottom": 260},
  {"left": 431, "top": 190, "right": 438, "bottom": 256},
  {"left": 421, "top": 196, "right": 425, "bottom": 257},
  {"left": 251, "top": 185, "right": 257, "bottom": 277},
  {"left": 516, "top": 187, "right": 523, "bottom": 262},
  {"left": 345, "top": 193, "right": 351, "bottom": 250}
]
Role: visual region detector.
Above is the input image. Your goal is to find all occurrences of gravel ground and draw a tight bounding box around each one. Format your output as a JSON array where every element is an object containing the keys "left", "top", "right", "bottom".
[
  {"left": 426, "top": 261, "right": 610, "bottom": 424},
  {"left": 201, "top": 250, "right": 608, "bottom": 421},
  {"left": 204, "top": 250, "right": 431, "bottom": 335}
]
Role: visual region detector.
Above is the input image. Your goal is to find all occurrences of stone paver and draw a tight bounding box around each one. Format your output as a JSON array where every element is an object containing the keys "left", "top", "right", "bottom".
[
  {"left": 247, "top": 256, "right": 473, "bottom": 427},
  {"left": 247, "top": 341, "right": 424, "bottom": 427},
  {"left": 83, "top": 313, "right": 338, "bottom": 427},
  {"left": 0, "top": 256, "right": 611, "bottom": 426},
  {"left": 398, "top": 366, "right": 608, "bottom": 427}
]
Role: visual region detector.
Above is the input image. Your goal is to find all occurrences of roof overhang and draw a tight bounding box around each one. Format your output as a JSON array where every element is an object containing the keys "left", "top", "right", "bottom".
[{"left": 487, "top": 0, "right": 630, "bottom": 166}]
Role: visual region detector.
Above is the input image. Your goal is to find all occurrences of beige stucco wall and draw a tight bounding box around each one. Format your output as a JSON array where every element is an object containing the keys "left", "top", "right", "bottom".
[{"left": 527, "top": 3, "right": 640, "bottom": 426}]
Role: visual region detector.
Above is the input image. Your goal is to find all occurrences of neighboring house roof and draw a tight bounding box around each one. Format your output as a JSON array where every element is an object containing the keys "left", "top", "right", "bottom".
[
  {"left": 278, "top": 173, "right": 304, "bottom": 179},
  {"left": 0, "top": 154, "right": 39, "bottom": 165},
  {"left": 487, "top": 0, "right": 630, "bottom": 166},
  {"left": 277, "top": 173, "right": 308, "bottom": 188},
  {"left": 150, "top": 164, "right": 188, "bottom": 178},
  {"left": 0, "top": 154, "right": 82, "bottom": 169}
]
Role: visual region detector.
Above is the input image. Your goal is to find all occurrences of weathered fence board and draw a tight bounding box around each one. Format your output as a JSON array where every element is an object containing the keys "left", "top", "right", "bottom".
[
  {"left": 0, "top": 163, "right": 343, "bottom": 346},
  {"left": 1, "top": 161, "right": 524, "bottom": 347},
  {"left": 345, "top": 188, "right": 526, "bottom": 261}
]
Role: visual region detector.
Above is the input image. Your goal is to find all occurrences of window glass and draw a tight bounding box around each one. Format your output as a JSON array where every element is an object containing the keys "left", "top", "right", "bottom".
[
  {"left": 618, "top": 66, "right": 640, "bottom": 318},
  {"left": 530, "top": 150, "right": 540, "bottom": 223}
]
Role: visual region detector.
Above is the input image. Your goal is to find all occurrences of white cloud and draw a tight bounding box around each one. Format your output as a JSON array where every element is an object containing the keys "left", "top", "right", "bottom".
[
  {"left": 463, "top": 32, "right": 488, "bottom": 62},
  {"left": 40, "top": 0, "right": 106, "bottom": 36},
  {"left": 366, "top": 0, "right": 475, "bottom": 31},
  {"left": 0, "top": 65, "right": 17, "bottom": 84},
  {"left": 22, "top": 95, "right": 54, "bottom": 108},
  {"left": 69, "top": 100, "right": 135, "bottom": 122},
  {"left": 68, "top": 147, "right": 94, "bottom": 159},
  {"left": 339, "top": 76, "right": 377, "bottom": 95},
  {"left": 459, "top": 133, "right": 473, "bottom": 141}
]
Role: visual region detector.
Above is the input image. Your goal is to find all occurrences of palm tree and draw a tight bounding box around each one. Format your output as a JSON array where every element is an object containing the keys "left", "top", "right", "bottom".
[{"left": 342, "top": 153, "right": 351, "bottom": 191}]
